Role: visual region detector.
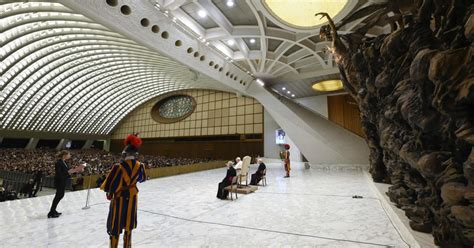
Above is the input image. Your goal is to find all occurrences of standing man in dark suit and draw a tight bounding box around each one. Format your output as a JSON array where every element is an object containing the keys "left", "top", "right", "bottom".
[{"left": 48, "top": 150, "right": 81, "bottom": 218}]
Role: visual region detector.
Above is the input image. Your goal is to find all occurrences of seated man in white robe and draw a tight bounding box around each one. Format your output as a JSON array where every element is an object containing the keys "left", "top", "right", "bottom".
[{"left": 234, "top": 157, "right": 243, "bottom": 174}]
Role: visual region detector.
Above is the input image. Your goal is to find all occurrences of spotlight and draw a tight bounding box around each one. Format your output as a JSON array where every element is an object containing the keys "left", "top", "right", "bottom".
[
  {"left": 198, "top": 10, "right": 207, "bottom": 18},
  {"left": 287, "top": 91, "right": 291, "bottom": 94},
  {"left": 249, "top": 38, "right": 256, "bottom": 44},
  {"left": 282, "top": 87, "right": 286, "bottom": 90},
  {"left": 227, "top": 39, "right": 235, "bottom": 46},
  {"left": 291, "top": 94, "right": 295, "bottom": 97},
  {"left": 226, "top": 0, "right": 234, "bottom": 7},
  {"left": 256, "top": 79, "right": 265, "bottom": 86}
]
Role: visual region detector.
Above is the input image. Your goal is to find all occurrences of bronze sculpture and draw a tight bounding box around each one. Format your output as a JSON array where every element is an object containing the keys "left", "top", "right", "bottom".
[{"left": 316, "top": 0, "right": 473, "bottom": 246}]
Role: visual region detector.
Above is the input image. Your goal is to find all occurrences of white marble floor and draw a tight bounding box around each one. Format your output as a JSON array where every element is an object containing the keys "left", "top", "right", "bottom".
[{"left": 0, "top": 163, "right": 409, "bottom": 248}]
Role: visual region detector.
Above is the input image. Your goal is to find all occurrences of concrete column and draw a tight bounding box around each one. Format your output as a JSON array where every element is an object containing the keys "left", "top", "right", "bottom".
[
  {"left": 283, "top": 135, "right": 303, "bottom": 162},
  {"left": 248, "top": 83, "right": 369, "bottom": 164},
  {"left": 103, "top": 139, "right": 111, "bottom": 152},
  {"left": 81, "top": 140, "right": 94, "bottom": 149},
  {"left": 25, "top": 138, "right": 39, "bottom": 150},
  {"left": 56, "top": 139, "right": 69, "bottom": 151}
]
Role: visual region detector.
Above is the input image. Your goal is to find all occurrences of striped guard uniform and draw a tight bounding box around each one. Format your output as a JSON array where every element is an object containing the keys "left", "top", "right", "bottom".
[{"left": 101, "top": 159, "right": 146, "bottom": 236}]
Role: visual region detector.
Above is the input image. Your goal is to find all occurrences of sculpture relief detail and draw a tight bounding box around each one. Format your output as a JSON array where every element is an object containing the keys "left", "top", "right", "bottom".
[{"left": 317, "top": 1, "right": 473, "bottom": 246}]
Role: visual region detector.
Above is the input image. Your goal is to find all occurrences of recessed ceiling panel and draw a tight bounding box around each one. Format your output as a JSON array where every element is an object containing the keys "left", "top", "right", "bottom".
[{"left": 212, "top": 0, "right": 257, "bottom": 26}]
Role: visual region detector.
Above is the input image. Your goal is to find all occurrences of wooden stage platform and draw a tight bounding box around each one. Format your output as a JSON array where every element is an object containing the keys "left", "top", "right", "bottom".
[{"left": 230, "top": 185, "right": 258, "bottom": 194}]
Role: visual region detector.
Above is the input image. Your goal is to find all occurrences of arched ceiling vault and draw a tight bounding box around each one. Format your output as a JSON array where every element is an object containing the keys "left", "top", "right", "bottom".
[
  {"left": 1, "top": 0, "right": 384, "bottom": 136},
  {"left": 0, "top": 2, "right": 234, "bottom": 135}
]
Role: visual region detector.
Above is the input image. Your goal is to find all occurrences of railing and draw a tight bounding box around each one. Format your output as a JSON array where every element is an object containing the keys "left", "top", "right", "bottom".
[{"left": 0, "top": 170, "right": 72, "bottom": 191}]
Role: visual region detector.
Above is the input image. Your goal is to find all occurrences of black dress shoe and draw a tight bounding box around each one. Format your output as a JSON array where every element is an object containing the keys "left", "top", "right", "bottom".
[
  {"left": 47, "top": 212, "right": 60, "bottom": 218},
  {"left": 54, "top": 211, "right": 62, "bottom": 216}
]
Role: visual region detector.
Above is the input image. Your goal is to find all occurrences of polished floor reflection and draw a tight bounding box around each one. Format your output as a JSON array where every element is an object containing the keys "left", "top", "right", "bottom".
[{"left": 0, "top": 162, "right": 409, "bottom": 247}]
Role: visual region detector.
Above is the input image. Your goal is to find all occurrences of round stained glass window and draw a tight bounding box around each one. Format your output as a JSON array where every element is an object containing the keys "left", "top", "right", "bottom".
[{"left": 151, "top": 95, "right": 196, "bottom": 123}]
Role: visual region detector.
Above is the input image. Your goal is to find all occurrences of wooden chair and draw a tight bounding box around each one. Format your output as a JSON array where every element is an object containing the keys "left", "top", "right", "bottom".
[
  {"left": 260, "top": 169, "right": 267, "bottom": 187},
  {"left": 239, "top": 156, "right": 251, "bottom": 186},
  {"left": 223, "top": 176, "right": 238, "bottom": 200}
]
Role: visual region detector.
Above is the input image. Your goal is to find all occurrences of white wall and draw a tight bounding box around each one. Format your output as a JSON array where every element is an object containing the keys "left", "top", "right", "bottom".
[
  {"left": 264, "top": 109, "right": 303, "bottom": 162},
  {"left": 284, "top": 135, "right": 303, "bottom": 162},
  {"left": 295, "top": 95, "right": 328, "bottom": 119},
  {"left": 263, "top": 109, "right": 281, "bottom": 159}
]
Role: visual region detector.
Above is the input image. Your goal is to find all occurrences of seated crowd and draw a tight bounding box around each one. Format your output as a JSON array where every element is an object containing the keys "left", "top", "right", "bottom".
[
  {"left": 0, "top": 148, "right": 212, "bottom": 177},
  {"left": 0, "top": 186, "right": 18, "bottom": 202},
  {"left": 0, "top": 148, "right": 212, "bottom": 201}
]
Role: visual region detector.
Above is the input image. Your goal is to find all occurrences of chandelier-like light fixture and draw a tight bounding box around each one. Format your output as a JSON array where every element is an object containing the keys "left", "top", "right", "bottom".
[
  {"left": 312, "top": 79, "right": 343, "bottom": 92},
  {"left": 263, "top": 0, "right": 348, "bottom": 28}
]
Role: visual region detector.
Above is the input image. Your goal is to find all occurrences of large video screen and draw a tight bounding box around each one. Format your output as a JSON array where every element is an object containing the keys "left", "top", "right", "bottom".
[{"left": 276, "top": 129, "right": 285, "bottom": 144}]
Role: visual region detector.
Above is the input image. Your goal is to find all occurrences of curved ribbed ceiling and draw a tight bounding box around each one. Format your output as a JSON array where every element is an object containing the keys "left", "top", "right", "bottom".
[{"left": 0, "top": 2, "right": 230, "bottom": 135}]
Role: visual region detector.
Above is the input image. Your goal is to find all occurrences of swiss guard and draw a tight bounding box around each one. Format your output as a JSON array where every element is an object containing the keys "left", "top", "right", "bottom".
[
  {"left": 101, "top": 133, "right": 147, "bottom": 248},
  {"left": 282, "top": 144, "right": 291, "bottom": 178}
]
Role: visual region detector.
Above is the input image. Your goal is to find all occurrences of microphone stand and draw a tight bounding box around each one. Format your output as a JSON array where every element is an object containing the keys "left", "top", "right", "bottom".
[{"left": 82, "top": 164, "right": 92, "bottom": 210}]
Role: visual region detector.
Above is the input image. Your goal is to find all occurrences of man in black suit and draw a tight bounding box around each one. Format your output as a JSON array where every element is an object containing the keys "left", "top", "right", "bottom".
[{"left": 47, "top": 150, "right": 73, "bottom": 218}]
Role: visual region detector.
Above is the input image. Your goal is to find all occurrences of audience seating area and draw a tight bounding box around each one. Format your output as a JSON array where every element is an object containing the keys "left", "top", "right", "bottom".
[
  {"left": 0, "top": 148, "right": 213, "bottom": 177},
  {"left": 0, "top": 149, "right": 266, "bottom": 202},
  {"left": 0, "top": 148, "right": 215, "bottom": 202}
]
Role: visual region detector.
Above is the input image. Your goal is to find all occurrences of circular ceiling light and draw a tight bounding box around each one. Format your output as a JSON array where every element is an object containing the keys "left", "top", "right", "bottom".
[
  {"left": 197, "top": 10, "right": 207, "bottom": 18},
  {"left": 312, "top": 79, "right": 343, "bottom": 92},
  {"left": 249, "top": 38, "right": 256, "bottom": 44},
  {"left": 227, "top": 39, "right": 235, "bottom": 46},
  {"left": 226, "top": 0, "right": 235, "bottom": 7},
  {"left": 263, "top": 0, "right": 347, "bottom": 28}
]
